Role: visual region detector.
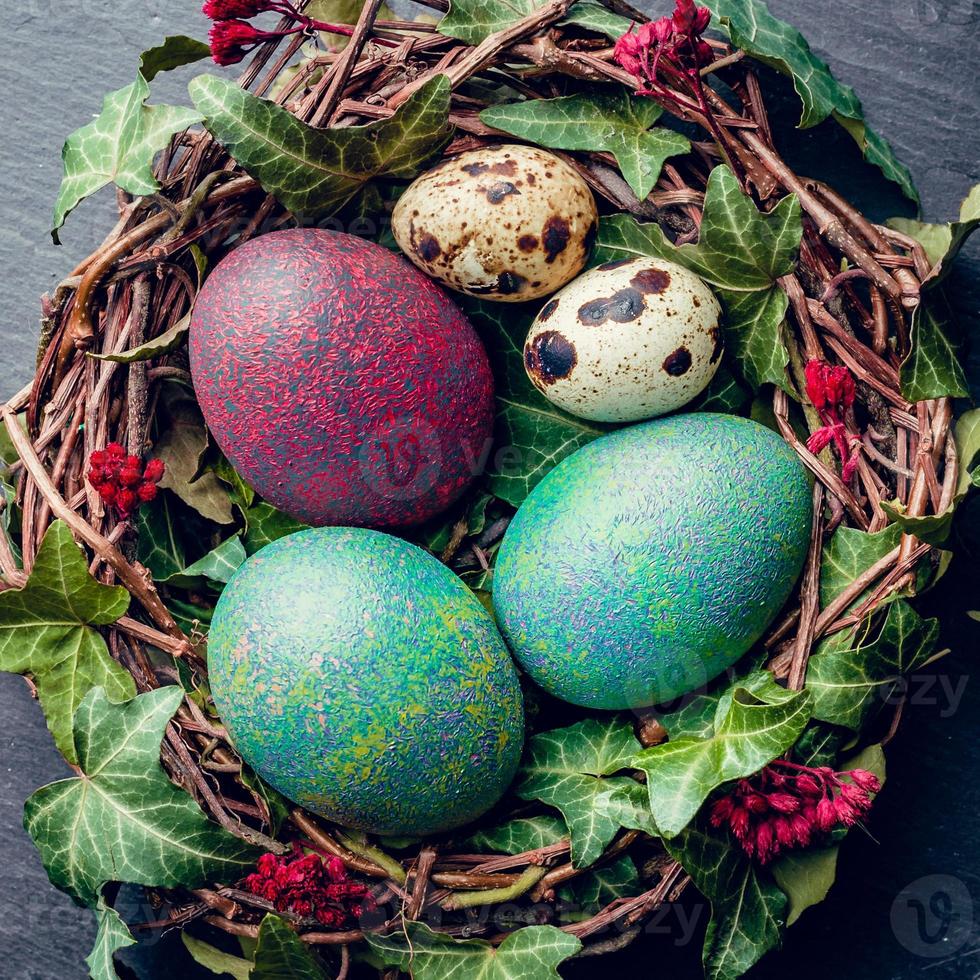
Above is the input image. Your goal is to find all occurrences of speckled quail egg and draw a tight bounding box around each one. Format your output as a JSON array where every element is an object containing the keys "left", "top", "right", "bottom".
[
  {"left": 523, "top": 257, "right": 723, "bottom": 423},
  {"left": 391, "top": 144, "right": 598, "bottom": 303}
]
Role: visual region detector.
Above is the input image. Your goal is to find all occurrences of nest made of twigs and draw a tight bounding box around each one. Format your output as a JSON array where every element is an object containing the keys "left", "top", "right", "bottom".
[{"left": 0, "top": 0, "right": 954, "bottom": 966}]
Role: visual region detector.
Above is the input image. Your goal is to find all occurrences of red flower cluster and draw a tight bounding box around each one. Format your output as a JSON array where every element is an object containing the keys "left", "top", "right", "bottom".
[
  {"left": 710, "top": 760, "right": 881, "bottom": 864},
  {"left": 243, "top": 844, "right": 375, "bottom": 928},
  {"left": 614, "top": 0, "right": 713, "bottom": 91},
  {"left": 87, "top": 444, "right": 165, "bottom": 520},
  {"left": 804, "top": 359, "right": 862, "bottom": 481},
  {"left": 207, "top": 17, "right": 282, "bottom": 66}
]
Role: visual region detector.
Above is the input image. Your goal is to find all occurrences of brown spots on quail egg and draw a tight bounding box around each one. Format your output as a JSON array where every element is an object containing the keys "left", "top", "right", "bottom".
[
  {"left": 523, "top": 257, "right": 723, "bottom": 422},
  {"left": 391, "top": 145, "right": 598, "bottom": 302}
]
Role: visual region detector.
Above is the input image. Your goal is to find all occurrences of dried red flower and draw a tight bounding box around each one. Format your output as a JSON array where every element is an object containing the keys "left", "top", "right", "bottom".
[
  {"left": 86, "top": 444, "right": 165, "bottom": 520},
  {"left": 202, "top": 0, "right": 276, "bottom": 19},
  {"left": 243, "top": 843, "right": 375, "bottom": 927},
  {"left": 208, "top": 19, "right": 271, "bottom": 66},
  {"left": 710, "top": 760, "right": 881, "bottom": 864},
  {"left": 804, "top": 358, "right": 862, "bottom": 481}
]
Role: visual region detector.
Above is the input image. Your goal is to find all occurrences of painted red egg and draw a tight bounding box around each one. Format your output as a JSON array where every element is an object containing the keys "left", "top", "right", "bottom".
[{"left": 189, "top": 228, "right": 495, "bottom": 528}]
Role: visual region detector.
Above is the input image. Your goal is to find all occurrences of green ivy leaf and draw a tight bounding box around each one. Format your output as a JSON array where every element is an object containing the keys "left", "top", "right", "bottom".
[
  {"left": 665, "top": 822, "right": 786, "bottom": 980},
  {"left": 86, "top": 898, "right": 137, "bottom": 980},
  {"left": 558, "top": 855, "right": 641, "bottom": 917},
  {"left": 560, "top": 1, "right": 632, "bottom": 39},
  {"left": 690, "top": 364, "right": 750, "bottom": 414},
  {"left": 251, "top": 914, "right": 330, "bottom": 979},
  {"left": 189, "top": 74, "right": 452, "bottom": 222},
  {"left": 517, "top": 717, "right": 655, "bottom": 868},
  {"left": 139, "top": 35, "right": 212, "bottom": 83},
  {"left": 819, "top": 523, "right": 903, "bottom": 608},
  {"left": 439, "top": 0, "right": 540, "bottom": 45},
  {"left": 242, "top": 502, "right": 309, "bottom": 555},
  {"left": 90, "top": 314, "right": 189, "bottom": 364},
  {"left": 24, "top": 686, "right": 260, "bottom": 907},
  {"left": 595, "top": 165, "right": 801, "bottom": 390},
  {"left": 900, "top": 289, "right": 970, "bottom": 403},
  {"left": 165, "top": 535, "right": 247, "bottom": 589},
  {"left": 791, "top": 720, "right": 849, "bottom": 768},
  {"left": 182, "top": 933, "right": 253, "bottom": 980},
  {"left": 136, "top": 491, "right": 189, "bottom": 581},
  {"left": 703, "top": 0, "right": 916, "bottom": 201},
  {"left": 366, "top": 921, "right": 582, "bottom": 979},
  {"left": 806, "top": 600, "right": 940, "bottom": 731},
  {"left": 53, "top": 45, "right": 204, "bottom": 241},
  {"left": 771, "top": 846, "right": 839, "bottom": 928},
  {"left": 466, "top": 814, "right": 568, "bottom": 854},
  {"left": 481, "top": 91, "right": 689, "bottom": 202},
  {"left": 154, "top": 386, "right": 235, "bottom": 525},
  {"left": 888, "top": 183, "right": 979, "bottom": 279},
  {"left": 635, "top": 687, "right": 812, "bottom": 838},
  {"left": 460, "top": 298, "right": 609, "bottom": 506},
  {"left": 0, "top": 520, "right": 133, "bottom": 762}
]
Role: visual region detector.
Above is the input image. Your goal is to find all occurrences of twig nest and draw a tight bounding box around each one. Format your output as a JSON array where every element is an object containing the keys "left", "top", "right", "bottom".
[
  {"left": 392, "top": 144, "right": 598, "bottom": 302},
  {"left": 524, "top": 257, "right": 723, "bottom": 422}
]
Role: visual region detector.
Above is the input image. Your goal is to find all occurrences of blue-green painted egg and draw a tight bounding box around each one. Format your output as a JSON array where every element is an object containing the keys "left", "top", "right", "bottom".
[
  {"left": 493, "top": 413, "right": 812, "bottom": 710},
  {"left": 208, "top": 527, "right": 525, "bottom": 836}
]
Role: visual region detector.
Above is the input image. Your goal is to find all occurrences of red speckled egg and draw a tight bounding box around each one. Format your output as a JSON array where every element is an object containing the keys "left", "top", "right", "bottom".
[{"left": 189, "top": 229, "right": 495, "bottom": 528}]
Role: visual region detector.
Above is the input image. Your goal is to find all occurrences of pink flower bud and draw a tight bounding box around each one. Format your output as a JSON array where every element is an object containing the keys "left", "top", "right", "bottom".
[
  {"left": 766, "top": 792, "right": 800, "bottom": 814},
  {"left": 847, "top": 769, "right": 881, "bottom": 794}
]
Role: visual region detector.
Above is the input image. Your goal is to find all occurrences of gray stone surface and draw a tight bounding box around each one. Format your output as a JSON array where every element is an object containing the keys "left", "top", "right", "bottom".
[{"left": 0, "top": 1, "right": 977, "bottom": 978}]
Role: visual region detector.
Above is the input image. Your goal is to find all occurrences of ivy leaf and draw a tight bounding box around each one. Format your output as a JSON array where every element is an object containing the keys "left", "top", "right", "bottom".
[
  {"left": 665, "top": 822, "right": 786, "bottom": 980},
  {"left": 481, "top": 91, "right": 689, "bottom": 202},
  {"left": 888, "top": 183, "right": 980, "bottom": 279},
  {"left": 0, "top": 520, "right": 133, "bottom": 763},
  {"left": 165, "top": 535, "right": 247, "bottom": 589},
  {"left": 183, "top": 933, "right": 253, "bottom": 980},
  {"left": 516, "top": 717, "right": 655, "bottom": 868},
  {"left": 771, "top": 846, "right": 839, "bottom": 928},
  {"left": 791, "top": 720, "right": 849, "bottom": 768},
  {"left": 189, "top": 74, "right": 452, "bottom": 222},
  {"left": 154, "top": 386, "right": 235, "bottom": 525},
  {"left": 136, "top": 491, "right": 189, "bottom": 581},
  {"left": 24, "top": 686, "right": 260, "bottom": 907},
  {"left": 91, "top": 314, "right": 189, "bottom": 364},
  {"left": 366, "top": 922, "right": 582, "bottom": 979},
  {"left": 900, "top": 289, "right": 970, "bottom": 403},
  {"left": 690, "top": 364, "right": 750, "bottom": 414},
  {"left": 561, "top": 1, "right": 632, "bottom": 39},
  {"left": 703, "top": 0, "right": 916, "bottom": 201},
  {"left": 466, "top": 814, "right": 568, "bottom": 854},
  {"left": 558, "top": 855, "right": 641, "bottom": 917},
  {"left": 806, "top": 599, "right": 940, "bottom": 730},
  {"left": 460, "top": 298, "right": 609, "bottom": 506},
  {"left": 635, "top": 687, "right": 812, "bottom": 838},
  {"left": 595, "top": 166, "right": 801, "bottom": 390},
  {"left": 439, "top": 0, "right": 541, "bottom": 45},
  {"left": 251, "top": 914, "right": 330, "bottom": 979},
  {"left": 53, "top": 48, "right": 203, "bottom": 241},
  {"left": 819, "top": 523, "right": 903, "bottom": 609},
  {"left": 86, "top": 898, "right": 136, "bottom": 980},
  {"left": 242, "top": 502, "right": 309, "bottom": 554}
]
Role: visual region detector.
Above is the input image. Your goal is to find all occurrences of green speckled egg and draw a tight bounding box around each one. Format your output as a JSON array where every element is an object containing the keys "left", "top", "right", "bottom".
[
  {"left": 493, "top": 413, "right": 812, "bottom": 710},
  {"left": 208, "top": 527, "right": 525, "bottom": 836}
]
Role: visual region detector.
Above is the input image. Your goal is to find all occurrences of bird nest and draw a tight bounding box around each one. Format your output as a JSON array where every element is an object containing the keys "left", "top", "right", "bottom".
[{"left": 0, "top": 0, "right": 969, "bottom": 977}]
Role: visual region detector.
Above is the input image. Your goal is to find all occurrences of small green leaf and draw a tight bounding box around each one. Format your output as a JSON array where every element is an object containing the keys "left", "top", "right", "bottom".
[
  {"left": 517, "top": 717, "right": 655, "bottom": 867},
  {"left": 772, "top": 846, "right": 839, "bottom": 927},
  {"left": 242, "top": 502, "right": 309, "bottom": 554},
  {"left": 635, "top": 687, "right": 812, "bottom": 838},
  {"left": 0, "top": 520, "right": 133, "bottom": 762},
  {"left": 154, "top": 386, "right": 235, "bottom": 525},
  {"left": 90, "top": 314, "right": 189, "bottom": 363},
  {"left": 560, "top": 1, "right": 632, "bottom": 38},
  {"left": 558, "top": 855, "right": 641, "bottom": 916},
  {"left": 665, "top": 822, "right": 786, "bottom": 980},
  {"left": 791, "top": 720, "right": 849, "bottom": 767},
  {"left": 166, "top": 535, "right": 247, "bottom": 588},
  {"left": 595, "top": 166, "right": 801, "bottom": 391},
  {"left": 690, "top": 364, "right": 750, "bottom": 414},
  {"left": 86, "top": 897, "right": 136, "bottom": 980},
  {"left": 806, "top": 600, "right": 940, "bottom": 730},
  {"left": 136, "top": 491, "right": 189, "bottom": 581},
  {"left": 466, "top": 814, "right": 568, "bottom": 854},
  {"left": 819, "top": 524, "right": 903, "bottom": 608},
  {"left": 24, "top": 686, "right": 259, "bottom": 906},
  {"left": 366, "top": 921, "right": 582, "bottom": 980},
  {"left": 439, "top": 0, "right": 544, "bottom": 45},
  {"left": 139, "top": 35, "right": 212, "bottom": 82},
  {"left": 460, "top": 298, "right": 609, "bottom": 506},
  {"left": 900, "top": 290, "right": 969, "bottom": 402},
  {"left": 703, "top": 0, "right": 916, "bottom": 201},
  {"left": 53, "top": 52, "right": 202, "bottom": 240},
  {"left": 251, "top": 914, "right": 330, "bottom": 979},
  {"left": 189, "top": 74, "right": 452, "bottom": 222},
  {"left": 481, "top": 91, "right": 689, "bottom": 202},
  {"left": 182, "top": 932, "right": 252, "bottom": 980}
]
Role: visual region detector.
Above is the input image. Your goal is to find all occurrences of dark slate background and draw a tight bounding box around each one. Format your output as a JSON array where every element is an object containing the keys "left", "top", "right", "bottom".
[{"left": 0, "top": 1, "right": 977, "bottom": 978}]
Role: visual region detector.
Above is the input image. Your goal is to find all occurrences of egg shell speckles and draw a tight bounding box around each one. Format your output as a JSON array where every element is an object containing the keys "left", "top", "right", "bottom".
[
  {"left": 208, "top": 526, "right": 525, "bottom": 837},
  {"left": 189, "top": 228, "right": 494, "bottom": 529},
  {"left": 392, "top": 144, "right": 598, "bottom": 303},
  {"left": 524, "top": 257, "right": 723, "bottom": 423},
  {"left": 493, "top": 414, "right": 812, "bottom": 710}
]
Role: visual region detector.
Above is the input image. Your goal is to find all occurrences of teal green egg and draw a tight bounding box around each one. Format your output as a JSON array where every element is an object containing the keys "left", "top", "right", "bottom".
[
  {"left": 207, "top": 527, "right": 525, "bottom": 836},
  {"left": 493, "top": 413, "right": 812, "bottom": 710}
]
